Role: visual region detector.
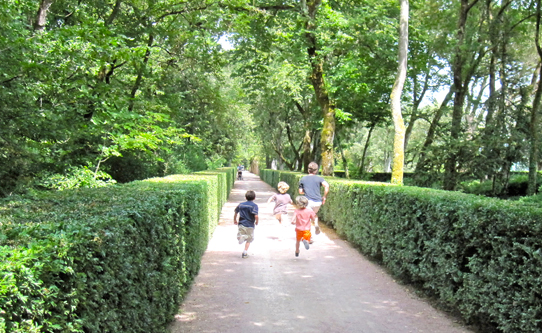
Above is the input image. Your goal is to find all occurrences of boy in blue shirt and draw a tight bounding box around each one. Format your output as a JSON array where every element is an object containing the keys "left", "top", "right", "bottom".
[{"left": 234, "top": 190, "right": 259, "bottom": 258}]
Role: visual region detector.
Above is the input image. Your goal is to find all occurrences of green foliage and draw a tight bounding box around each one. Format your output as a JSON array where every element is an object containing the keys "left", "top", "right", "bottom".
[
  {"left": 519, "top": 193, "right": 542, "bottom": 205},
  {"left": 0, "top": 167, "right": 235, "bottom": 333},
  {"left": 0, "top": 0, "right": 245, "bottom": 196},
  {"left": 459, "top": 172, "right": 542, "bottom": 198},
  {"left": 34, "top": 165, "right": 116, "bottom": 191},
  {"left": 518, "top": 183, "right": 542, "bottom": 205},
  {"left": 261, "top": 169, "right": 542, "bottom": 332}
]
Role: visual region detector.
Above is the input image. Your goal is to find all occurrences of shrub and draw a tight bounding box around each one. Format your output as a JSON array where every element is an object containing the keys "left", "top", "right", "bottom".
[
  {"left": 0, "top": 168, "right": 235, "bottom": 333},
  {"left": 260, "top": 169, "right": 542, "bottom": 332},
  {"left": 459, "top": 172, "right": 542, "bottom": 198}
]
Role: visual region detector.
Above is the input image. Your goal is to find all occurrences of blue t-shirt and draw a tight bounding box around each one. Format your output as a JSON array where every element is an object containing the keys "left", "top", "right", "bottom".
[
  {"left": 235, "top": 201, "right": 259, "bottom": 228},
  {"left": 298, "top": 175, "right": 325, "bottom": 202}
]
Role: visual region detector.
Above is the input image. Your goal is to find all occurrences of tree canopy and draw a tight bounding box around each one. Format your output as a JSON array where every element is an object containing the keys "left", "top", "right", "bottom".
[{"left": 1, "top": 0, "right": 541, "bottom": 197}]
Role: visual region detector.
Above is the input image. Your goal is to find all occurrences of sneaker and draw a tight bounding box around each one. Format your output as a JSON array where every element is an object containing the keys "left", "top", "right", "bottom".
[
  {"left": 303, "top": 239, "right": 310, "bottom": 250},
  {"left": 242, "top": 252, "right": 248, "bottom": 259},
  {"left": 238, "top": 235, "right": 247, "bottom": 244},
  {"left": 309, "top": 237, "right": 314, "bottom": 244},
  {"left": 295, "top": 252, "right": 299, "bottom": 257},
  {"left": 315, "top": 226, "right": 321, "bottom": 235}
]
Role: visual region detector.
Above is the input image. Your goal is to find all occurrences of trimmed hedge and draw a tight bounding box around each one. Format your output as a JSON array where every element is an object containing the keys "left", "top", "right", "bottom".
[
  {"left": 260, "top": 169, "right": 542, "bottom": 332},
  {"left": 0, "top": 168, "right": 235, "bottom": 333}
]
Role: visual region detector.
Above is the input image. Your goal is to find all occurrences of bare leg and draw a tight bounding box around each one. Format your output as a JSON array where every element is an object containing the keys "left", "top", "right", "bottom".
[
  {"left": 244, "top": 241, "right": 251, "bottom": 251},
  {"left": 311, "top": 205, "right": 320, "bottom": 227},
  {"left": 276, "top": 214, "right": 282, "bottom": 224},
  {"left": 295, "top": 239, "right": 300, "bottom": 254}
]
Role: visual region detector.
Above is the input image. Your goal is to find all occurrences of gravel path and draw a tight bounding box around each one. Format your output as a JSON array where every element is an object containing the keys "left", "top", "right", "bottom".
[{"left": 169, "top": 172, "right": 473, "bottom": 333}]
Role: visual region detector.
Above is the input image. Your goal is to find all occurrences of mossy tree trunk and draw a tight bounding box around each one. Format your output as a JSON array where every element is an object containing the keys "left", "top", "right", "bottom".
[
  {"left": 390, "top": 0, "right": 409, "bottom": 185},
  {"left": 305, "top": 0, "right": 335, "bottom": 176}
]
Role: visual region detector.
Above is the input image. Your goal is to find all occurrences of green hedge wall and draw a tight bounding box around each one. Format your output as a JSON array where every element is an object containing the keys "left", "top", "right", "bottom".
[
  {"left": 0, "top": 168, "right": 235, "bottom": 333},
  {"left": 259, "top": 169, "right": 542, "bottom": 332}
]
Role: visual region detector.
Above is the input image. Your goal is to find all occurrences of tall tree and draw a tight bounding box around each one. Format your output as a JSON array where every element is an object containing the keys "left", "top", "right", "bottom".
[
  {"left": 528, "top": 0, "right": 542, "bottom": 195},
  {"left": 444, "top": 0, "right": 482, "bottom": 190},
  {"left": 303, "top": 0, "right": 336, "bottom": 175},
  {"left": 390, "top": 0, "right": 409, "bottom": 185}
]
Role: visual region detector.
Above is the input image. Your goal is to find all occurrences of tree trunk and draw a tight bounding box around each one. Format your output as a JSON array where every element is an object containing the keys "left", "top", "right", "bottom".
[
  {"left": 106, "top": 0, "right": 122, "bottom": 26},
  {"left": 443, "top": 0, "right": 481, "bottom": 190},
  {"left": 493, "top": 35, "right": 510, "bottom": 195},
  {"left": 500, "top": 78, "right": 529, "bottom": 194},
  {"left": 359, "top": 124, "right": 375, "bottom": 176},
  {"left": 528, "top": 0, "right": 542, "bottom": 195},
  {"left": 302, "top": 127, "right": 312, "bottom": 173},
  {"left": 484, "top": 0, "right": 498, "bottom": 132},
  {"left": 285, "top": 123, "right": 302, "bottom": 169},
  {"left": 404, "top": 67, "right": 430, "bottom": 152},
  {"left": 294, "top": 100, "right": 312, "bottom": 173},
  {"left": 34, "top": 0, "right": 54, "bottom": 32},
  {"left": 466, "top": 76, "right": 488, "bottom": 133},
  {"left": 528, "top": 70, "right": 542, "bottom": 195},
  {"left": 311, "top": 129, "right": 321, "bottom": 165},
  {"left": 129, "top": 33, "right": 154, "bottom": 112},
  {"left": 336, "top": 133, "right": 349, "bottom": 178},
  {"left": 390, "top": 0, "right": 409, "bottom": 185},
  {"left": 304, "top": 0, "right": 335, "bottom": 176},
  {"left": 415, "top": 88, "right": 454, "bottom": 174}
]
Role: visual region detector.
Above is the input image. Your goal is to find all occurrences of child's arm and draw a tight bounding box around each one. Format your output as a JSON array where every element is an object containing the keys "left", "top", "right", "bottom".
[
  {"left": 291, "top": 214, "right": 296, "bottom": 225},
  {"left": 234, "top": 212, "right": 238, "bottom": 225},
  {"left": 267, "top": 194, "right": 275, "bottom": 203},
  {"left": 254, "top": 215, "right": 259, "bottom": 226}
]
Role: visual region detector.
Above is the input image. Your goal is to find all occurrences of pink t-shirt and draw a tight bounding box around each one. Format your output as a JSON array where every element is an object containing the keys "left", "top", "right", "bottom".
[
  {"left": 294, "top": 208, "right": 316, "bottom": 231},
  {"left": 269, "top": 193, "right": 292, "bottom": 215}
]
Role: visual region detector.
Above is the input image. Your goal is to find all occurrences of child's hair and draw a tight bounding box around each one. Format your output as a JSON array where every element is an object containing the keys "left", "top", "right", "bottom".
[
  {"left": 277, "top": 181, "right": 289, "bottom": 194},
  {"left": 295, "top": 196, "right": 309, "bottom": 208},
  {"left": 245, "top": 190, "right": 256, "bottom": 201}
]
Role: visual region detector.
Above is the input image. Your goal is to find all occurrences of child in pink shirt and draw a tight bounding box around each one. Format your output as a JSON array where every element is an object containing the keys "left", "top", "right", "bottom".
[
  {"left": 291, "top": 196, "right": 316, "bottom": 257},
  {"left": 267, "top": 181, "right": 293, "bottom": 224}
]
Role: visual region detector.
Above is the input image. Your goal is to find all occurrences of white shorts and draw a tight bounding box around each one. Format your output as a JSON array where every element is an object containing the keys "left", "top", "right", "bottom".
[{"left": 308, "top": 200, "right": 322, "bottom": 214}]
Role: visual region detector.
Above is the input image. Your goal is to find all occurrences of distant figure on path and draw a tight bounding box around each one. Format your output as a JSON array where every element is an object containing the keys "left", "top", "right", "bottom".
[
  {"left": 298, "top": 162, "right": 329, "bottom": 236},
  {"left": 291, "top": 196, "right": 316, "bottom": 257},
  {"left": 234, "top": 190, "right": 259, "bottom": 259},
  {"left": 267, "top": 181, "right": 293, "bottom": 224},
  {"left": 237, "top": 164, "right": 243, "bottom": 180}
]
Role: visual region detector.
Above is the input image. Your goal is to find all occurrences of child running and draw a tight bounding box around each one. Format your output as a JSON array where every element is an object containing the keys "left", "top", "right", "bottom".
[
  {"left": 234, "top": 190, "right": 259, "bottom": 259},
  {"left": 267, "top": 181, "right": 293, "bottom": 224},
  {"left": 291, "top": 196, "right": 316, "bottom": 257}
]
